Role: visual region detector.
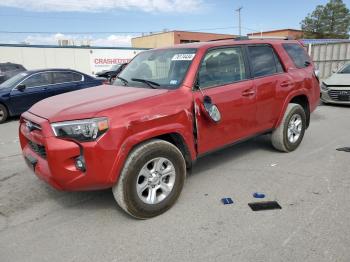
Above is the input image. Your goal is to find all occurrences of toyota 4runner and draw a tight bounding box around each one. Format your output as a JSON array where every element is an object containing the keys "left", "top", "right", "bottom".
[{"left": 19, "top": 39, "right": 320, "bottom": 219}]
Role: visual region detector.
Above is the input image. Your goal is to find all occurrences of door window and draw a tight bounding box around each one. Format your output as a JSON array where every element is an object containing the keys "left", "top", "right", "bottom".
[
  {"left": 52, "top": 72, "right": 74, "bottom": 84},
  {"left": 198, "top": 47, "right": 247, "bottom": 89},
  {"left": 283, "top": 43, "right": 310, "bottom": 68},
  {"left": 248, "top": 45, "right": 283, "bottom": 78},
  {"left": 21, "top": 73, "right": 51, "bottom": 88}
]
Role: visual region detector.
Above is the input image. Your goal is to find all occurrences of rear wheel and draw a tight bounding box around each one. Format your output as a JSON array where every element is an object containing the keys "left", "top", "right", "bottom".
[
  {"left": 0, "top": 104, "right": 8, "bottom": 124},
  {"left": 113, "top": 139, "right": 186, "bottom": 219},
  {"left": 271, "top": 103, "right": 306, "bottom": 152}
]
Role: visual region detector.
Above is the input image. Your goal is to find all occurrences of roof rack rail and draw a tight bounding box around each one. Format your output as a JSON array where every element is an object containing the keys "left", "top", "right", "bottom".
[
  {"left": 234, "top": 36, "right": 250, "bottom": 41},
  {"left": 208, "top": 36, "right": 294, "bottom": 42},
  {"left": 209, "top": 37, "right": 236, "bottom": 42},
  {"left": 248, "top": 36, "right": 293, "bottom": 40}
]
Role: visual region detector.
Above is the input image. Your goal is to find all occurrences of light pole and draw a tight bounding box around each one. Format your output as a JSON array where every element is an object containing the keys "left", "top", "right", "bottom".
[{"left": 236, "top": 7, "right": 243, "bottom": 36}]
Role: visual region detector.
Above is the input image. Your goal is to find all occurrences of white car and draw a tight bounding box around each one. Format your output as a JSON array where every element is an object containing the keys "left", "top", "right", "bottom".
[{"left": 321, "top": 63, "right": 350, "bottom": 104}]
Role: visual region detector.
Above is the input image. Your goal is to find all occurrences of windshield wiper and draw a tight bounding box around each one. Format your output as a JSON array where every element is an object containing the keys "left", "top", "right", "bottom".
[
  {"left": 116, "top": 76, "right": 129, "bottom": 86},
  {"left": 131, "top": 78, "right": 160, "bottom": 89}
]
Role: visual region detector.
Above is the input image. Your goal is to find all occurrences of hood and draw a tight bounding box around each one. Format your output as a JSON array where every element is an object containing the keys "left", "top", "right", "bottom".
[
  {"left": 324, "top": 73, "right": 350, "bottom": 86},
  {"left": 29, "top": 85, "right": 168, "bottom": 122}
]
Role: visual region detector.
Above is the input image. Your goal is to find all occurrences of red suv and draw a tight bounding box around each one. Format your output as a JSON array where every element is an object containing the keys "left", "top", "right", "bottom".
[{"left": 19, "top": 39, "right": 320, "bottom": 219}]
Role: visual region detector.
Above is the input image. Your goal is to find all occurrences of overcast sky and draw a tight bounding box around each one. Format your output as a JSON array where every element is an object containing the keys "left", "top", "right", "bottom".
[{"left": 0, "top": 0, "right": 349, "bottom": 46}]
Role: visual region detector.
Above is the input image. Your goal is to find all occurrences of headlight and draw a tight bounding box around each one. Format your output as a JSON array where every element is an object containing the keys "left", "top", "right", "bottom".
[
  {"left": 320, "top": 82, "right": 329, "bottom": 91},
  {"left": 51, "top": 117, "right": 109, "bottom": 142}
]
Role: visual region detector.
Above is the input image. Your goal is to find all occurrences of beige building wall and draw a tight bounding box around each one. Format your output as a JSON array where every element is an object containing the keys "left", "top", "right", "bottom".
[
  {"left": 132, "top": 31, "right": 236, "bottom": 48},
  {"left": 0, "top": 45, "right": 143, "bottom": 76},
  {"left": 132, "top": 32, "right": 175, "bottom": 49},
  {"left": 249, "top": 29, "right": 303, "bottom": 39}
]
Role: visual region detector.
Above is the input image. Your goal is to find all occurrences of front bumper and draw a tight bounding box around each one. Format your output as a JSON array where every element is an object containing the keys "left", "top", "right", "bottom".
[
  {"left": 321, "top": 88, "right": 350, "bottom": 105},
  {"left": 19, "top": 112, "right": 119, "bottom": 191}
]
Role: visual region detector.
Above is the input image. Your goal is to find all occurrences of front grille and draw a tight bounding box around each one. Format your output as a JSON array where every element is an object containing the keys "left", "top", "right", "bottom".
[
  {"left": 328, "top": 90, "right": 350, "bottom": 101},
  {"left": 28, "top": 140, "right": 47, "bottom": 159}
]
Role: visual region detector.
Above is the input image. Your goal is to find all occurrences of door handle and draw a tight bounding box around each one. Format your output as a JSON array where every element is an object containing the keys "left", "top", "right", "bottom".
[
  {"left": 280, "top": 81, "right": 291, "bottom": 87},
  {"left": 242, "top": 89, "right": 255, "bottom": 97}
]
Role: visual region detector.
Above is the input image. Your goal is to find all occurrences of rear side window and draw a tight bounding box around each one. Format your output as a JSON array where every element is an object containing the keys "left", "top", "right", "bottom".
[
  {"left": 72, "top": 72, "right": 83, "bottom": 81},
  {"left": 248, "top": 45, "right": 283, "bottom": 78},
  {"left": 1, "top": 64, "right": 14, "bottom": 71},
  {"left": 52, "top": 72, "right": 74, "bottom": 84},
  {"left": 197, "top": 47, "right": 247, "bottom": 89},
  {"left": 283, "top": 43, "right": 310, "bottom": 68}
]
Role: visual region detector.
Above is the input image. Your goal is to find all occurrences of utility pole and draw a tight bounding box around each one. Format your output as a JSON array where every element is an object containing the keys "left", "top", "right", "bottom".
[{"left": 236, "top": 7, "right": 243, "bottom": 36}]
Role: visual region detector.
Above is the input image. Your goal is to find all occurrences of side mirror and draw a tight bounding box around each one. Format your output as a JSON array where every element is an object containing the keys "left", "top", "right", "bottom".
[
  {"left": 17, "top": 84, "right": 26, "bottom": 92},
  {"left": 202, "top": 95, "right": 221, "bottom": 123}
]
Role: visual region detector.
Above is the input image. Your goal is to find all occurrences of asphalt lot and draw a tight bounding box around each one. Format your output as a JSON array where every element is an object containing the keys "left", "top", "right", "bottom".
[{"left": 0, "top": 104, "right": 350, "bottom": 262}]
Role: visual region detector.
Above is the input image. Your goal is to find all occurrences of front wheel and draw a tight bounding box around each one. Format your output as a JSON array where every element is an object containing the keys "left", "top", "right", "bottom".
[
  {"left": 0, "top": 104, "right": 8, "bottom": 124},
  {"left": 271, "top": 103, "right": 306, "bottom": 152},
  {"left": 113, "top": 139, "right": 186, "bottom": 219}
]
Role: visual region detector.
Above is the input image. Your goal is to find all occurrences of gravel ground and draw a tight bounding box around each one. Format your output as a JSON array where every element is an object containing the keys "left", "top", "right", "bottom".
[{"left": 0, "top": 104, "right": 350, "bottom": 262}]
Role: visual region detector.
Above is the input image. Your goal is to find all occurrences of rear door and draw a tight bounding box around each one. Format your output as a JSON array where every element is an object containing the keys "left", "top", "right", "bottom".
[
  {"left": 49, "top": 71, "right": 83, "bottom": 96},
  {"left": 247, "top": 44, "right": 293, "bottom": 132},
  {"left": 282, "top": 43, "right": 319, "bottom": 103},
  {"left": 9, "top": 72, "right": 52, "bottom": 114},
  {"left": 193, "top": 46, "right": 257, "bottom": 154}
]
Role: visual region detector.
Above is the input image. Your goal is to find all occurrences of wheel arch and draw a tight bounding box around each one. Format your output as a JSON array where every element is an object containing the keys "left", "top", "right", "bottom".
[
  {"left": 276, "top": 92, "right": 310, "bottom": 129},
  {"left": 289, "top": 95, "right": 310, "bottom": 128},
  {"left": 0, "top": 101, "right": 10, "bottom": 117},
  {"left": 109, "top": 128, "right": 196, "bottom": 184}
]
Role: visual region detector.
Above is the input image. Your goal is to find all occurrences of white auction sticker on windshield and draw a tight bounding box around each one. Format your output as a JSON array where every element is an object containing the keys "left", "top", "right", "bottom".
[{"left": 171, "top": 54, "right": 196, "bottom": 61}]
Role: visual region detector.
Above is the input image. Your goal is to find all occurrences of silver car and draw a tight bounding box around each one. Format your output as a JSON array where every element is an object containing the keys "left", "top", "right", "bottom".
[{"left": 321, "top": 63, "right": 350, "bottom": 104}]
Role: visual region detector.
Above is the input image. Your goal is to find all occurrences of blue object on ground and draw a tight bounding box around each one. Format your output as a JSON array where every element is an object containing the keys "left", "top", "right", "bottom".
[
  {"left": 253, "top": 192, "right": 266, "bottom": 198},
  {"left": 221, "top": 198, "right": 234, "bottom": 205}
]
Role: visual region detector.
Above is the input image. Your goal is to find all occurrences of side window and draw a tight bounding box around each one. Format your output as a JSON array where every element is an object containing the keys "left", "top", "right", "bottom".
[
  {"left": 52, "top": 72, "right": 73, "bottom": 84},
  {"left": 283, "top": 43, "right": 310, "bottom": 68},
  {"left": 3, "top": 64, "right": 14, "bottom": 71},
  {"left": 72, "top": 72, "right": 83, "bottom": 81},
  {"left": 198, "top": 47, "right": 247, "bottom": 89},
  {"left": 21, "top": 73, "right": 51, "bottom": 88},
  {"left": 248, "top": 45, "right": 282, "bottom": 78}
]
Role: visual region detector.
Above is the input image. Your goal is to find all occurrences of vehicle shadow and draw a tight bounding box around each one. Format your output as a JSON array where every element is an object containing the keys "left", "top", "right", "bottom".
[
  {"left": 26, "top": 135, "right": 275, "bottom": 218},
  {"left": 3, "top": 116, "right": 20, "bottom": 123},
  {"left": 190, "top": 134, "right": 276, "bottom": 177}
]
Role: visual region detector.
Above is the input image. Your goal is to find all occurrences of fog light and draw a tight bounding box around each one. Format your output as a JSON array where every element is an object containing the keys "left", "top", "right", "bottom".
[{"left": 75, "top": 156, "right": 86, "bottom": 172}]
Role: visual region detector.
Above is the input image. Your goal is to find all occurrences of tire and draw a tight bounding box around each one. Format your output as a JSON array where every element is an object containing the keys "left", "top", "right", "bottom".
[
  {"left": 271, "top": 103, "right": 306, "bottom": 152},
  {"left": 0, "top": 104, "right": 8, "bottom": 124},
  {"left": 113, "top": 139, "right": 186, "bottom": 219}
]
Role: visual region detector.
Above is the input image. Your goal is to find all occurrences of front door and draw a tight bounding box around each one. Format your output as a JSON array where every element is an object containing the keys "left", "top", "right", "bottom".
[
  {"left": 193, "top": 46, "right": 257, "bottom": 154},
  {"left": 9, "top": 72, "right": 52, "bottom": 115}
]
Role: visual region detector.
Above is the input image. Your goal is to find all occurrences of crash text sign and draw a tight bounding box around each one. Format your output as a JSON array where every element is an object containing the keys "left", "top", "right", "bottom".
[{"left": 89, "top": 49, "right": 145, "bottom": 75}]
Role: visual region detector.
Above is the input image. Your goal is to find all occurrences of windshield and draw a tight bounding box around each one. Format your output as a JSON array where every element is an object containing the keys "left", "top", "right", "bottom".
[
  {"left": 0, "top": 72, "right": 28, "bottom": 88},
  {"left": 338, "top": 64, "right": 350, "bottom": 74},
  {"left": 114, "top": 48, "right": 197, "bottom": 89}
]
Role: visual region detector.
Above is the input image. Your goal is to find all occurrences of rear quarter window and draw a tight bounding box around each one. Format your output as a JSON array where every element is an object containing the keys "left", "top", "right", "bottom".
[
  {"left": 72, "top": 72, "right": 83, "bottom": 81},
  {"left": 283, "top": 43, "right": 310, "bottom": 68}
]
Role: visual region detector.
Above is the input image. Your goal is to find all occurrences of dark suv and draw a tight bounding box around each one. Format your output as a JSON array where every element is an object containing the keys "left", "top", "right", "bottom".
[
  {"left": 0, "top": 62, "right": 26, "bottom": 84},
  {"left": 20, "top": 39, "right": 320, "bottom": 219}
]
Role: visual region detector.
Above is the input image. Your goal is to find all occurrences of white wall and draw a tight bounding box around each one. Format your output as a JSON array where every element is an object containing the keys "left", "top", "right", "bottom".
[{"left": 0, "top": 45, "right": 146, "bottom": 76}]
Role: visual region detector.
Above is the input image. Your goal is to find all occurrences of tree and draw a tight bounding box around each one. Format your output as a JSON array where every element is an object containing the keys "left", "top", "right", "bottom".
[{"left": 301, "top": 0, "right": 350, "bottom": 39}]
